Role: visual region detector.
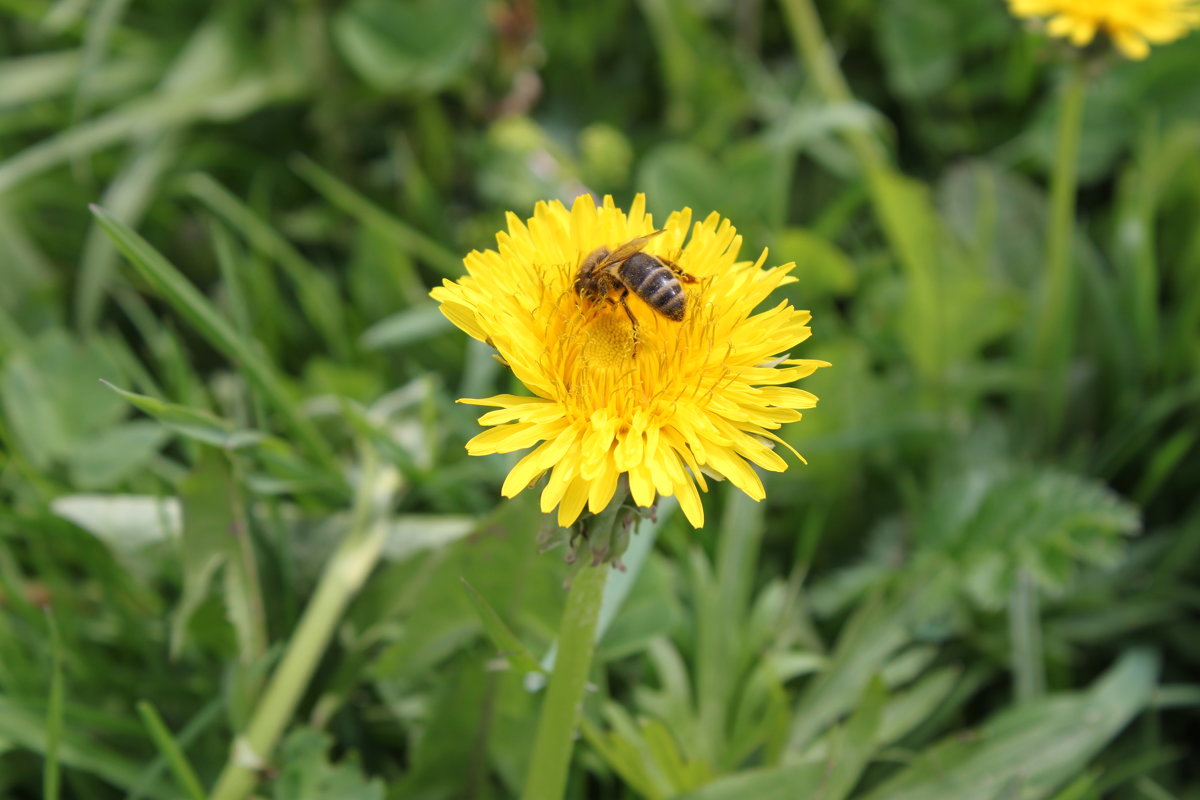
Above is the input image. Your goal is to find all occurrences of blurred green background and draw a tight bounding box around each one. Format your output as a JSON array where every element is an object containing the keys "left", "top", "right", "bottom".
[{"left": 1, "top": 0, "right": 1199, "bottom": 798}]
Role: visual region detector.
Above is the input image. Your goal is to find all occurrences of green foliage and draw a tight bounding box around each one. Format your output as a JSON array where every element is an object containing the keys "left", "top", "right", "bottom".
[
  {"left": 271, "top": 728, "right": 384, "bottom": 800},
  {"left": 917, "top": 464, "right": 1140, "bottom": 610},
  {"left": 1, "top": 0, "right": 1198, "bottom": 798},
  {"left": 859, "top": 650, "right": 1160, "bottom": 800},
  {"left": 334, "top": 0, "right": 489, "bottom": 94}
]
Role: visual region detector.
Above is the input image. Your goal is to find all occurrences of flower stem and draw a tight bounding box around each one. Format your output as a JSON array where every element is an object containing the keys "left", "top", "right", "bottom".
[
  {"left": 1029, "top": 60, "right": 1087, "bottom": 441},
  {"left": 779, "top": 0, "right": 885, "bottom": 172},
  {"left": 208, "top": 454, "right": 398, "bottom": 800},
  {"left": 1009, "top": 568, "right": 1045, "bottom": 703},
  {"left": 519, "top": 512, "right": 621, "bottom": 800}
]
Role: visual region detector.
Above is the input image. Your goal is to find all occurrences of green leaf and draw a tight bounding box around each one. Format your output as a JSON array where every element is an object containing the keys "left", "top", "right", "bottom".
[
  {"left": 182, "top": 173, "right": 351, "bottom": 360},
  {"left": 876, "top": 666, "right": 963, "bottom": 746},
  {"left": 583, "top": 705, "right": 714, "bottom": 800},
  {"left": 772, "top": 227, "right": 857, "bottom": 297},
  {"left": 877, "top": 0, "right": 958, "bottom": 99},
  {"left": 596, "top": 553, "right": 681, "bottom": 662},
  {"left": 291, "top": 155, "right": 462, "bottom": 277},
  {"left": 101, "top": 380, "right": 263, "bottom": 449},
  {"left": 388, "top": 653, "right": 500, "bottom": 798},
  {"left": 867, "top": 168, "right": 945, "bottom": 381},
  {"left": 815, "top": 677, "right": 887, "bottom": 800},
  {"left": 0, "top": 50, "right": 84, "bottom": 109},
  {"left": 0, "top": 695, "right": 175, "bottom": 796},
  {"left": 674, "top": 762, "right": 826, "bottom": 800},
  {"left": 787, "top": 571, "right": 954, "bottom": 755},
  {"left": 0, "top": 59, "right": 297, "bottom": 194},
  {"left": 859, "top": 649, "right": 1160, "bottom": 800},
  {"left": 89, "top": 206, "right": 339, "bottom": 477},
  {"left": 50, "top": 494, "right": 181, "bottom": 550},
  {"left": 0, "top": 329, "right": 126, "bottom": 468},
  {"left": 333, "top": 0, "right": 488, "bottom": 93},
  {"left": 135, "top": 701, "right": 206, "bottom": 800},
  {"left": 642, "top": 140, "right": 791, "bottom": 237},
  {"left": 43, "top": 612, "right": 64, "bottom": 800},
  {"left": 360, "top": 304, "right": 452, "bottom": 350},
  {"left": 367, "top": 492, "right": 549, "bottom": 685},
  {"left": 271, "top": 728, "right": 384, "bottom": 800},
  {"left": 460, "top": 577, "right": 546, "bottom": 678},
  {"left": 382, "top": 514, "right": 477, "bottom": 561},
  {"left": 172, "top": 450, "right": 265, "bottom": 661},
  {"left": 917, "top": 463, "right": 1140, "bottom": 609},
  {"left": 75, "top": 133, "right": 179, "bottom": 333},
  {"left": 66, "top": 420, "right": 169, "bottom": 488}
]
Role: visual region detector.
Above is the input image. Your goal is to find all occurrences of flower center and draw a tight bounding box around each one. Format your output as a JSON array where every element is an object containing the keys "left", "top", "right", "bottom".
[{"left": 580, "top": 311, "right": 634, "bottom": 370}]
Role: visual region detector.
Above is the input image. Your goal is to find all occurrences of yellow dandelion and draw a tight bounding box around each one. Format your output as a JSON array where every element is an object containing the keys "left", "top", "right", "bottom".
[
  {"left": 1009, "top": 0, "right": 1200, "bottom": 59},
  {"left": 431, "top": 194, "right": 828, "bottom": 529}
]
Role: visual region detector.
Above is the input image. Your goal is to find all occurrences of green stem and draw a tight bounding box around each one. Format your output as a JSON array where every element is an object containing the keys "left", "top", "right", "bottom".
[
  {"left": 1029, "top": 61, "right": 1088, "bottom": 440},
  {"left": 208, "top": 454, "right": 399, "bottom": 800},
  {"left": 1009, "top": 568, "right": 1045, "bottom": 703},
  {"left": 520, "top": 516, "right": 620, "bottom": 800},
  {"left": 781, "top": 0, "right": 947, "bottom": 411},
  {"left": 779, "top": 0, "right": 885, "bottom": 171}
]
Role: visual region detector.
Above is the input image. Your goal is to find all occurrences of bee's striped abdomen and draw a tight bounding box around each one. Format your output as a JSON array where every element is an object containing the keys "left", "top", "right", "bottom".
[{"left": 621, "top": 253, "right": 687, "bottom": 321}]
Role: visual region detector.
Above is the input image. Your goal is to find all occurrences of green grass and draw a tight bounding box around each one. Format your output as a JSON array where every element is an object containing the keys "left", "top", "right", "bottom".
[{"left": 2, "top": 1, "right": 1200, "bottom": 799}]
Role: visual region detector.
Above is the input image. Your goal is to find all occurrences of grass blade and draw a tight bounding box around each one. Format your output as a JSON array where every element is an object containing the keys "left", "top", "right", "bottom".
[
  {"left": 0, "top": 75, "right": 292, "bottom": 195},
  {"left": 291, "top": 154, "right": 463, "bottom": 277},
  {"left": 360, "top": 304, "right": 452, "bottom": 350},
  {"left": 75, "top": 132, "right": 178, "bottom": 331},
  {"left": 182, "top": 173, "right": 352, "bottom": 360},
  {"left": 460, "top": 577, "right": 546, "bottom": 677},
  {"left": 43, "top": 610, "right": 64, "bottom": 800},
  {"left": 135, "top": 701, "right": 206, "bottom": 800},
  {"left": 89, "top": 204, "right": 341, "bottom": 481}
]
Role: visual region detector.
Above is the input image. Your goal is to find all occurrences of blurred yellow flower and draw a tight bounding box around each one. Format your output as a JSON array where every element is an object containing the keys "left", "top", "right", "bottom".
[
  {"left": 432, "top": 195, "right": 827, "bottom": 528},
  {"left": 1009, "top": 0, "right": 1200, "bottom": 59}
]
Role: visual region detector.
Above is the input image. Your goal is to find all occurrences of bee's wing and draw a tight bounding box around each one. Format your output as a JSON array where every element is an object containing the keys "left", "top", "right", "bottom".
[{"left": 597, "top": 229, "right": 666, "bottom": 269}]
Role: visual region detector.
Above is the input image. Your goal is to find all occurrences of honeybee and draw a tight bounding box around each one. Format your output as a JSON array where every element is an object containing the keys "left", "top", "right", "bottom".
[{"left": 573, "top": 230, "right": 698, "bottom": 344}]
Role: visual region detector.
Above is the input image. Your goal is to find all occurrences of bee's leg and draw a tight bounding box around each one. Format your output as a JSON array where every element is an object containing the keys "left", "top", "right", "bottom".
[
  {"left": 617, "top": 289, "right": 640, "bottom": 356},
  {"left": 661, "top": 257, "right": 698, "bottom": 283}
]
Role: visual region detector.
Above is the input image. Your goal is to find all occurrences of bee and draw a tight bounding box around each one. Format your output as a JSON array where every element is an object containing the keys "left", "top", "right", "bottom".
[{"left": 573, "top": 230, "right": 698, "bottom": 345}]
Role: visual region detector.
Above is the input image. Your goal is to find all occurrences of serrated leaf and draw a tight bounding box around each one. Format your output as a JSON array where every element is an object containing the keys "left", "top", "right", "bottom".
[
  {"left": 272, "top": 728, "right": 384, "bottom": 800},
  {"left": 918, "top": 464, "right": 1140, "bottom": 609},
  {"left": 172, "top": 450, "right": 263, "bottom": 661}
]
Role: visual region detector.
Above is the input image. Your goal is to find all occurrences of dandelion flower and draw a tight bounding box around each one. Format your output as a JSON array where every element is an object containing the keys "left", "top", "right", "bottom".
[
  {"left": 1008, "top": 0, "right": 1200, "bottom": 59},
  {"left": 432, "top": 194, "right": 827, "bottom": 529}
]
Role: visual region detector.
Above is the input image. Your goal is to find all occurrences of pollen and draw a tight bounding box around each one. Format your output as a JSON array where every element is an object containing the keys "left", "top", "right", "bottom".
[{"left": 580, "top": 313, "right": 634, "bottom": 373}]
